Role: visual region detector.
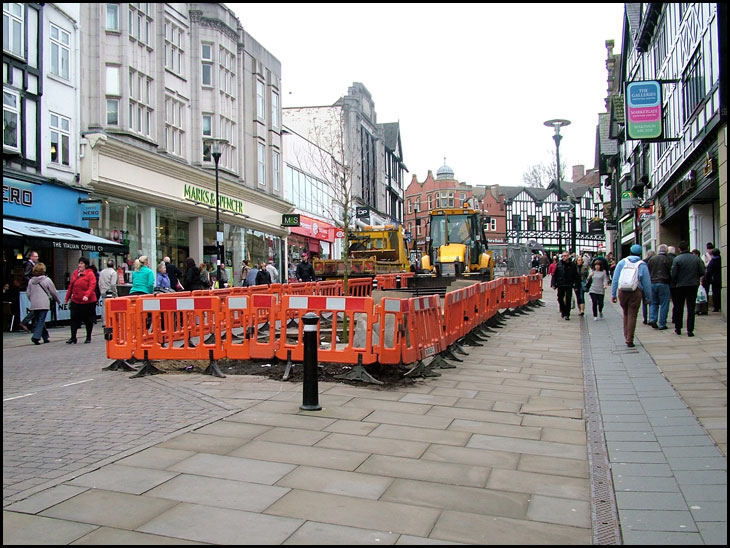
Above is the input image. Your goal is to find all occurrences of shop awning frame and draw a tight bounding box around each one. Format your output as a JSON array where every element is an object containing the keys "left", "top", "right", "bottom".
[{"left": 3, "top": 218, "right": 127, "bottom": 254}]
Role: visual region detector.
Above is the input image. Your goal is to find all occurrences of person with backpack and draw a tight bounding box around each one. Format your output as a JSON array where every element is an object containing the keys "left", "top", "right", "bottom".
[
  {"left": 671, "top": 241, "right": 706, "bottom": 337},
  {"left": 611, "top": 244, "right": 652, "bottom": 347}
]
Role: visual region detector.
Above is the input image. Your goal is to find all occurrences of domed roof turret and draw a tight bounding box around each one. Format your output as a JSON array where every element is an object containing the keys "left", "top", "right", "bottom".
[{"left": 436, "top": 159, "right": 454, "bottom": 180}]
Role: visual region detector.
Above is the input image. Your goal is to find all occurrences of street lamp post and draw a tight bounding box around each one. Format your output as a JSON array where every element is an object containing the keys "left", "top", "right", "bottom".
[
  {"left": 544, "top": 119, "right": 571, "bottom": 254},
  {"left": 206, "top": 138, "right": 227, "bottom": 286}
]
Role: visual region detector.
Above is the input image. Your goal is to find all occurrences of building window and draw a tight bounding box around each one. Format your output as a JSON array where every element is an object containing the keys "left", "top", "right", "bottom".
[
  {"left": 106, "top": 65, "right": 120, "bottom": 95},
  {"left": 164, "top": 20, "right": 184, "bottom": 76},
  {"left": 128, "top": 3, "right": 152, "bottom": 45},
  {"left": 106, "top": 99, "right": 119, "bottom": 125},
  {"left": 256, "top": 80, "right": 265, "bottom": 120},
  {"left": 128, "top": 69, "right": 153, "bottom": 137},
  {"left": 201, "top": 43, "right": 213, "bottom": 86},
  {"left": 164, "top": 95, "right": 184, "bottom": 157},
  {"left": 542, "top": 215, "right": 551, "bottom": 231},
  {"left": 50, "top": 24, "right": 70, "bottom": 80},
  {"left": 106, "top": 4, "right": 119, "bottom": 31},
  {"left": 512, "top": 214, "right": 521, "bottom": 231},
  {"left": 272, "top": 150, "right": 280, "bottom": 191},
  {"left": 3, "top": 3, "right": 24, "bottom": 59},
  {"left": 491, "top": 218, "right": 497, "bottom": 231},
  {"left": 527, "top": 215, "right": 536, "bottom": 231},
  {"left": 427, "top": 194, "right": 432, "bottom": 210},
  {"left": 257, "top": 142, "right": 266, "bottom": 185},
  {"left": 3, "top": 89, "right": 20, "bottom": 151},
  {"left": 50, "top": 112, "right": 70, "bottom": 166},
  {"left": 682, "top": 48, "right": 704, "bottom": 121},
  {"left": 218, "top": 46, "right": 235, "bottom": 97},
  {"left": 271, "top": 90, "right": 279, "bottom": 128}
]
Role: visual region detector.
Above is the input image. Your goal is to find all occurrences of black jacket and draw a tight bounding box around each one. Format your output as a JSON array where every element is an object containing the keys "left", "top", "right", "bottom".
[
  {"left": 184, "top": 266, "right": 203, "bottom": 291},
  {"left": 256, "top": 269, "right": 272, "bottom": 285},
  {"left": 647, "top": 253, "right": 673, "bottom": 283},
  {"left": 551, "top": 259, "right": 580, "bottom": 289},
  {"left": 296, "top": 260, "right": 315, "bottom": 282},
  {"left": 671, "top": 251, "right": 705, "bottom": 288},
  {"left": 704, "top": 256, "right": 721, "bottom": 285},
  {"left": 166, "top": 261, "right": 183, "bottom": 290}
]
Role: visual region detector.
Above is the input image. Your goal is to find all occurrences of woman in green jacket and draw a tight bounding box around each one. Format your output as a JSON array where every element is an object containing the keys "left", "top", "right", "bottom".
[{"left": 130, "top": 255, "right": 155, "bottom": 295}]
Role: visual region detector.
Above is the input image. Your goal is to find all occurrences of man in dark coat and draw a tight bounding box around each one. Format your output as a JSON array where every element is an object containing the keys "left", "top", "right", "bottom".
[
  {"left": 671, "top": 241, "right": 706, "bottom": 337},
  {"left": 164, "top": 256, "right": 184, "bottom": 291},
  {"left": 296, "top": 253, "right": 315, "bottom": 282},
  {"left": 551, "top": 251, "right": 580, "bottom": 320}
]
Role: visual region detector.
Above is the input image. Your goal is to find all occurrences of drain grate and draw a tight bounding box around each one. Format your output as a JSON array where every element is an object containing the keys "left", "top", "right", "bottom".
[{"left": 581, "top": 319, "right": 623, "bottom": 545}]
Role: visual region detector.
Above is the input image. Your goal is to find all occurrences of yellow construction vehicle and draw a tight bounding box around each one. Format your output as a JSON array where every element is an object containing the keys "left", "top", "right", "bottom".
[
  {"left": 421, "top": 205, "right": 493, "bottom": 279},
  {"left": 313, "top": 224, "right": 411, "bottom": 278}
]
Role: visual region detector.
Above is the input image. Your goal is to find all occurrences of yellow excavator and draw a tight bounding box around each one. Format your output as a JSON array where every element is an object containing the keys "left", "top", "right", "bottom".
[
  {"left": 421, "top": 205, "right": 493, "bottom": 279},
  {"left": 313, "top": 224, "right": 411, "bottom": 278}
]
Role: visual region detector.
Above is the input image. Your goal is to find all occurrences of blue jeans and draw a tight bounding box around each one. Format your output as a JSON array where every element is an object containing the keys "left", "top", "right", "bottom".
[
  {"left": 29, "top": 309, "right": 49, "bottom": 341},
  {"left": 650, "top": 282, "right": 671, "bottom": 327}
]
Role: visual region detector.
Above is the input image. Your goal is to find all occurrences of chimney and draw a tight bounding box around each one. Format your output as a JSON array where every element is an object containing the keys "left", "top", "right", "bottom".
[{"left": 572, "top": 165, "right": 585, "bottom": 182}]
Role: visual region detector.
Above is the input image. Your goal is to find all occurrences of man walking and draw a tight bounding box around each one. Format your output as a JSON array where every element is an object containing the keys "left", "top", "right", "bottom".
[
  {"left": 611, "top": 245, "right": 652, "bottom": 347},
  {"left": 551, "top": 251, "right": 580, "bottom": 320},
  {"left": 164, "top": 256, "right": 183, "bottom": 291},
  {"left": 19, "top": 251, "right": 40, "bottom": 331},
  {"left": 296, "top": 252, "right": 315, "bottom": 282},
  {"left": 647, "top": 244, "right": 673, "bottom": 330},
  {"left": 671, "top": 241, "right": 706, "bottom": 337}
]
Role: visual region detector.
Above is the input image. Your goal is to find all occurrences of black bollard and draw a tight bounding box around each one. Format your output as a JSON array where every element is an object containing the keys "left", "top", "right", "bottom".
[
  {"left": 372, "top": 277, "right": 378, "bottom": 292},
  {"left": 396, "top": 274, "right": 401, "bottom": 289},
  {"left": 300, "top": 312, "right": 322, "bottom": 411}
]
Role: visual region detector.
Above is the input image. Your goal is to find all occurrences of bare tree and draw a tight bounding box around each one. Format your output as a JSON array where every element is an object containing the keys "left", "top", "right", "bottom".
[
  {"left": 288, "top": 108, "right": 359, "bottom": 294},
  {"left": 522, "top": 150, "right": 569, "bottom": 187}
]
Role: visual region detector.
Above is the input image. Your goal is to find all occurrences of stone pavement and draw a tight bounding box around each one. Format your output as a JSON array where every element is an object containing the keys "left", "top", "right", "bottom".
[{"left": 2, "top": 285, "right": 726, "bottom": 545}]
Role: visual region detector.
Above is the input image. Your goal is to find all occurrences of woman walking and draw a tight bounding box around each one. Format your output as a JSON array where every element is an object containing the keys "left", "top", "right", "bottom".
[
  {"left": 129, "top": 256, "right": 155, "bottom": 295},
  {"left": 64, "top": 257, "right": 98, "bottom": 343},
  {"left": 26, "top": 263, "right": 62, "bottom": 344},
  {"left": 575, "top": 256, "right": 590, "bottom": 316},
  {"left": 587, "top": 261, "right": 609, "bottom": 320}
]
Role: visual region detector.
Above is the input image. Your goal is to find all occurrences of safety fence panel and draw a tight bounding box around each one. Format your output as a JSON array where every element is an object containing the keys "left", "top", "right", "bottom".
[
  {"left": 527, "top": 273, "right": 543, "bottom": 301},
  {"left": 276, "top": 295, "right": 377, "bottom": 365},
  {"left": 223, "top": 293, "right": 280, "bottom": 360},
  {"left": 347, "top": 278, "right": 372, "bottom": 297},
  {"left": 315, "top": 280, "right": 344, "bottom": 296},
  {"left": 374, "top": 298, "right": 411, "bottom": 365},
  {"left": 375, "top": 272, "right": 413, "bottom": 289},
  {"left": 135, "top": 296, "right": 222, "bottom": 360},
  {"left": 442, "top": 287, "right": 467, "bottom": 347},
  {"left": 105, "top": 297, "right": 136, "bottom": 360},
  {"left": 409, "top": 295, "right": 443, "bottom": 361}
]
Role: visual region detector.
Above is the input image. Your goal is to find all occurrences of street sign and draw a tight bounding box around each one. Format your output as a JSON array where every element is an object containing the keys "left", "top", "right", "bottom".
[
  {"left": 553, "top": 201, "right": 574, "bottom": 213},
  {"left": 282, "top": 214, "right": 301, "bottom": 227}
]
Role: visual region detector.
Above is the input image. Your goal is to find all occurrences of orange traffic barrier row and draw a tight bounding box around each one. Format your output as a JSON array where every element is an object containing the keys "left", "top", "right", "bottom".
[{"left": 105, "top": 276, "right": 542, "bottom": 372}]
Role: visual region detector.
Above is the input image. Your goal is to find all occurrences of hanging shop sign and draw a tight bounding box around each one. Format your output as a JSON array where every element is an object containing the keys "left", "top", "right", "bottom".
[
  {"left": 626, "top": 81, "right": 662, "bottom": 140},
  {"left": 621, "top": 190, "right": 639, "bottom": 210},
  {"left": 637, "top": 203, "right": 654, "bottom": 221}
]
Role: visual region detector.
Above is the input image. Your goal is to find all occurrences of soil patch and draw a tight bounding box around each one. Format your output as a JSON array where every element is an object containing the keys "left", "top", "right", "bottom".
[{"left": 150, "top": 358, "right": 420, "bottom": 389}]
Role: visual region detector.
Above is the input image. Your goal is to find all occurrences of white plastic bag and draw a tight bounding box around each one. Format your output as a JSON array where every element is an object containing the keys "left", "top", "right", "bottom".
[{"left": 696, "top": 285, "right": 707, "bottom": 303}]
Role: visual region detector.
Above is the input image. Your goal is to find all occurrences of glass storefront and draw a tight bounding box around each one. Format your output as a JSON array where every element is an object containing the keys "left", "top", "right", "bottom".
[{"left": 156, "top": 208, "right": 189, "bottom": 272}]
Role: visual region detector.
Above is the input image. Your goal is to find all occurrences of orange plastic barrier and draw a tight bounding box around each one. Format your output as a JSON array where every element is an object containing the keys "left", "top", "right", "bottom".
[
  {"left": 347, "top": 278, "right": 372, "bottom": 297},
  {"left": 135, "top": 295, "right": 222, "bottom": 360},
  {"left": 276, "top": 295, "right": 377, "bottom": 365},
  {"left": 408, "top": 295, "right": 443, "bottom": 360},
  {"left": 374, "top": 297, "right": 410, "bottom": 365}
]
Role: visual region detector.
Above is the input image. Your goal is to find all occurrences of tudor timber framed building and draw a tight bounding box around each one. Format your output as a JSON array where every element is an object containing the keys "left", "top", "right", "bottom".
[{"left": 603, "top": 3, "right": 727, "bottom": 317}]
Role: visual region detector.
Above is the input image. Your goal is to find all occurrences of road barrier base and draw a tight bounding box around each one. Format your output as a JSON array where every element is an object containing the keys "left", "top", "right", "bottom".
[
  {"left": 103, "top": 359, "right": 137, "bottom": 372},
  {"left": 403, "top": 360, "right": 441, "bottom": 378},
  {"left": 334, "top": 363, "right": 384, "bottom": 385}
]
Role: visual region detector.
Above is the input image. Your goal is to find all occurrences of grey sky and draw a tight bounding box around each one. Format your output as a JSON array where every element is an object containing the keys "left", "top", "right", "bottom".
[{"left": 234, "top": 3, "right": 625, "bottom": 186}]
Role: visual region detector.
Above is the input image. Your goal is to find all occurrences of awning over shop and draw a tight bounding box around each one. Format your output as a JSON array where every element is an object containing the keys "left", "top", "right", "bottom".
[{"left": 3, "top": 219, "right": 127, "bottom": 254}]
